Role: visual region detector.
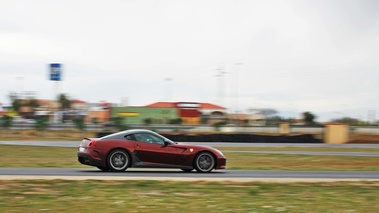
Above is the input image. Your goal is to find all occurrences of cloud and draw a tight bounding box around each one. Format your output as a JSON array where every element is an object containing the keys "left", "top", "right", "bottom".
[{"left": 0, "top": 0, "right": 378, "bottom": 122}]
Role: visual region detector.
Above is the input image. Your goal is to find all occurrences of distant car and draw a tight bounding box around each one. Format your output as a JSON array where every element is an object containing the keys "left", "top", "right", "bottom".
[{"left": 78, "top": 129, "right": 226, "bottom": 172}]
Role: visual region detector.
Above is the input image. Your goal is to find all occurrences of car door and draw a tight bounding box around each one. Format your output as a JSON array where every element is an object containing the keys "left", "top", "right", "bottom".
[{"left": 134, "top": 133, "right": 178, "bottom": 165}]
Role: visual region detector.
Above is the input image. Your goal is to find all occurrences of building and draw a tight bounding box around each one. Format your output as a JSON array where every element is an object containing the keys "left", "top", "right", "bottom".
[
  {"left": 145, "top": 102, "right": 227, "bottom": 125},
  {"left": 227, "top": 113, "right": 265, "bottom": 126},
  {"left": 109, "top": 102, "right": 227, "bottom": 125},
  {"left": 110, "top": 106, "right": 177, "bottom": 125}
]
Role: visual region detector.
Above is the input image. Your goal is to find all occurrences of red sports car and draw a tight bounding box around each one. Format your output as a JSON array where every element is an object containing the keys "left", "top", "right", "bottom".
[{"left": 78, "top": 129, "right": 226, "bottom": 172}]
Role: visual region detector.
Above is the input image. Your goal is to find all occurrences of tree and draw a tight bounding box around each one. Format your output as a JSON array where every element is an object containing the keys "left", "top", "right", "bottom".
[
  {"left": 34, "top": 117, "right": 49, "bottom": 131},
  {"left": 144, "top": 118, "right": 152, "bottom": 126},
  {"left": 112, "top": 117, "right": 128, "bottom": 131},
  {"left": 248, "top": 108, "right": 278, "bottom": 125},
  {"left": 266, "top": 115, "right": 283, "bottom": 126},
  {"left": 332, "top": 117, "right": 361, "bottom": 126},
  {"left": 213, "top": 121, "right": 226, "bottom": 131},
  {"left": 0, "top": 115, "right": 13, "bottom": 129},
  {"left": 58, "top": 94, "right": 71, "bottom": 111},
  {"left": 9, "top": 92, "right": 22, "bottom": 113},
  {"left": 169, "top": 118, "right": 183, "bottom": 125},
  {"left": 8, "top": 92, "right": 40, "bottom": 117},
  {"left": 27, "top": 98, "right": 40, "bottom": 115},
  {"left": 28, "top": 98, "right": 39, "bottom": 109},
  {"left": 73, "top": 117, "right": 85, "bottom": 131},
  {"left": 259, "top": 109, "right": 278, "bottom": 118},
  {"left": 201, "top": 117, "right": 209, "bottom": 125},
  {"left": 302, "top": 111, "right": 316, "bottom": 125},
  {"left": 92, "top": 117, "right": 98, "bottom": 124}
]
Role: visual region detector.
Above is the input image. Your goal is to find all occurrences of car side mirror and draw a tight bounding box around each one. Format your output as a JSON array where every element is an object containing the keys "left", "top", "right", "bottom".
[{"left": 163, "top": 140, "right": 170, "bottom": 146}]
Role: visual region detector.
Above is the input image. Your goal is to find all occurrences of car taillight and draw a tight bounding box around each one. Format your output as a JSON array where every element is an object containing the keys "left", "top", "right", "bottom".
[{"left": 89, "top": 141, "right": 96, "bottom": 147}]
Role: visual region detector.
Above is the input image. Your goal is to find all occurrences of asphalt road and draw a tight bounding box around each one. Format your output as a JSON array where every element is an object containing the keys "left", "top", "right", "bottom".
[{"left": 1, "top": 168, "right": 378, "bottom": 181}]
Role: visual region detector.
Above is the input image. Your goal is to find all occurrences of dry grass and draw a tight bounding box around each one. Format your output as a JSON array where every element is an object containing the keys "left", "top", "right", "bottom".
[
  {"left": 349, "top": 133, "right": 379, "bottom": 144},
  {"left": 0, "top": 180, "right": 378, "bottom": 213},
  {"left": 0, "top": 129, "right": 97, "bottom": 140}
]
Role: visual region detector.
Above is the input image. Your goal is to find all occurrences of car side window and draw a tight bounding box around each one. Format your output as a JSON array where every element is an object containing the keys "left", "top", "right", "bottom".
[
  {"left": 150, "top": 134, "right": 164, "bottom": 145},
  {"left": 134, "top": 133, "right": 164, "bottom": 145},
  {"left": 124, "top": 134, "right": 136, "bottom": 141}
]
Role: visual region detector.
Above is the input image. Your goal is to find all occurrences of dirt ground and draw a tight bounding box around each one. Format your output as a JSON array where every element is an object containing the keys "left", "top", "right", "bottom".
[{"left": 348, "top": 134, "right": 379, "bottom": 144}]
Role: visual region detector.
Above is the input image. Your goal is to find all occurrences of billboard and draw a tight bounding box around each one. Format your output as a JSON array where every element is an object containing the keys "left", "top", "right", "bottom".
[{"left": 49, "top": 63, "right": 62, "bottom": 81}]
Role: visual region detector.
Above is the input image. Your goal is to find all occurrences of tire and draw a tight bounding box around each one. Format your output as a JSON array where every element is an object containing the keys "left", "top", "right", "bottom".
[
  {"left": 181, "top": 169, "right": 193, "bottom": 172},
  {"left": 194, "top": 152, "right": 215, "bottom": 173},
  {"left": 107, "top": 149, "right": 130, "bottom": 172},
  {"left": 96, "top": 166, "right": 109, "bottom": 172}
]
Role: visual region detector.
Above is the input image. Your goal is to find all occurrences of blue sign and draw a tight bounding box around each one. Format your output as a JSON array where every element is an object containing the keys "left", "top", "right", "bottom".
[{"left": 49, "top": 63, "right": 62, "bottom": 81}]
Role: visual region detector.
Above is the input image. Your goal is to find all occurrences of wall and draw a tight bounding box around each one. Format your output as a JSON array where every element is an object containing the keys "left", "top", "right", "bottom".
[{"left": 111, "top": 107, "right": 178, "bottom": 125}]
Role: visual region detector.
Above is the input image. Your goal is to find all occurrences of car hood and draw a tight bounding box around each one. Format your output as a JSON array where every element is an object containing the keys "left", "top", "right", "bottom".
[{"left": 171, "top": 143, "right": 212, "bottom": 149}]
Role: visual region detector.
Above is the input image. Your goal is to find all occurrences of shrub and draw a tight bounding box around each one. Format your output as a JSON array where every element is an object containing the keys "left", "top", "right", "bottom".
[
  {"left": 34, "top": 117, "right": 49, "bottom": 131},
  {"left": 0, "top": 115, "right": 13, "bottom": 129},
  {"left": 73, "top": 117, "right": 85, "bottom": 131}
]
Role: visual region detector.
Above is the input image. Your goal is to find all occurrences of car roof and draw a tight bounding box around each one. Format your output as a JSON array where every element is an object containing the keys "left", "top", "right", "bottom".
[
  {"left": 100, "top": 129, "right": 166, "bottom": 140},
  {"left": 116, "top": 129, "right": 155, "bottom": 135}
]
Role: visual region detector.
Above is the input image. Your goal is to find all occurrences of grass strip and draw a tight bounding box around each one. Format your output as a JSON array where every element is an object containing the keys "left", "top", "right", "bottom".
[
  {"left": 216, "top": 146, "right": 379, "bottom": 152},
  {"left": 1, "top": 145, "right": 378, "bottom": 171},
  {"left": 0, "top": 180, "right": 378, "bottom": 213}
]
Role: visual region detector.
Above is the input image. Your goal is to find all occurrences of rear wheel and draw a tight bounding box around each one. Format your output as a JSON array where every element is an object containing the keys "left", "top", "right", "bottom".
[
  {"left": 107, "top": 149, "right": 130, "bottom": 172},
  {"left": 194, "top": 152, "right": 215, "bottom": 173}
]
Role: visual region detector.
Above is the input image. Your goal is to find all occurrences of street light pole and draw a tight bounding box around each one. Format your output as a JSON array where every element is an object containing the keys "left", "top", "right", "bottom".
[
  {"left": 216, "top": 68, "right": 226, "bottom": 107},
  {"left": 16, "top": 76, "right": 24, "bottom": 99},
  {"left": 164, "top": 78, "right": 172, "bottom": 101},
  {"left": 234, "top": 62, "right": 243, "bottom": 114}
]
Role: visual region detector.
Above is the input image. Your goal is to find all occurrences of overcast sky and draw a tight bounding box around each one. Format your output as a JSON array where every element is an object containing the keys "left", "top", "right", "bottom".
[{"left": 1, "top": 0, "right": 378, "bottom": 121}]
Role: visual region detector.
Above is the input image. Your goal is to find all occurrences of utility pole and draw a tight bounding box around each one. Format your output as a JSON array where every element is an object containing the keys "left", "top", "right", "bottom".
[
  {"left": 164, "top": 78, "right": 172, "bottom": 101},
  {"left": 216, "top": 67, "right": 226, "bottom": 107},
  {"left": 368, "top": 110, "right": 376, "bottom": 124},
  {"left": 16, "top": 76, "right": 24, "bottom": 99},
  {"left": 234, "top": 62, "right": 243, "bottom": 114}
]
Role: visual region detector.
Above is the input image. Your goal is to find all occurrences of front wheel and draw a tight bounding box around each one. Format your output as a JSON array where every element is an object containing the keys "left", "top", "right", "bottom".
[
  {"left": 107, "top": 149, "right": 130, "bottom": 172},
  {"left": 194, "top": 152, "right": 215, "bottom": 173}
]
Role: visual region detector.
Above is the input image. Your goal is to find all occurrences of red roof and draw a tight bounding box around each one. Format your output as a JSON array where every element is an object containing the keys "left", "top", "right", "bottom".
[
  {"left": 145, "top": 102, "right": 177, "bottom": 108},
  {"left": 37, "top": 100, "right": 51, "bottom": 105},
  {"left": 37, "top": 99, "right": 88, "bottom": 106},
  {"left": 71, "top": 100, "right": 87, "bottom": 104},
  {"left": 200, "top": 103, "right": 226, "bottom": 110}
]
